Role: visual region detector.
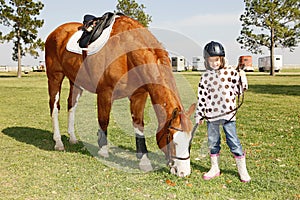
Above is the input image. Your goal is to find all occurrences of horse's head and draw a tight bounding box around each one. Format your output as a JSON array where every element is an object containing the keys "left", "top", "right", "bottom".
[{"left": 156, "top": 103, "right": 196, "bottom": 177}]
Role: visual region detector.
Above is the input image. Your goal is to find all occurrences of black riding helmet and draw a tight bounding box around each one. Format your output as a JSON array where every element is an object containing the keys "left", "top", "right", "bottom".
[{"left": 203, "top": 41, "right": 225, "bottom": 58}]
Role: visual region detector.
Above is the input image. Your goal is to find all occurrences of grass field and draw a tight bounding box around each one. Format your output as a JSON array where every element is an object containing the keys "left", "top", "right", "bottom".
[{"left": 0, "top": 71, "right": 299, "bottom": 200}]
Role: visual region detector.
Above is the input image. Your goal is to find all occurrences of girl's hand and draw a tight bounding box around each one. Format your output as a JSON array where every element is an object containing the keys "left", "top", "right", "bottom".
[
  {"left": 198, "top": 120, "right": 204, "bottom": 125},
  {"left": 239, "top": 70, "right": 246, "bottom": 77}
]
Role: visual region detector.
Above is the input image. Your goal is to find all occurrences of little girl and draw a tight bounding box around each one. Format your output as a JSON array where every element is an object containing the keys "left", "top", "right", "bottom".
[{"left": 195, "top": 41, "right": 251, "bottom": 182}]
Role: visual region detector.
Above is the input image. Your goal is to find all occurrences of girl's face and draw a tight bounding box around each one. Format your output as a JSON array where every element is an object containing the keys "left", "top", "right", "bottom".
[{"left": 207, "top": 56, "right": 221, "bottom": 70}]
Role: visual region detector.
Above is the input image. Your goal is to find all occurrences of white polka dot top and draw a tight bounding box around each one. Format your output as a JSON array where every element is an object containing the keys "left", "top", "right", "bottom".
[{"left": 196, "top": 66, "right": 248, "bottom": 122}]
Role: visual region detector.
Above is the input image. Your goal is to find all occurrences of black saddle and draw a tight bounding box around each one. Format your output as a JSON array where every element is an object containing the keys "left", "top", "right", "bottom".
[{"left": 78, "top": 12, "right": 123, "bottom": 48}]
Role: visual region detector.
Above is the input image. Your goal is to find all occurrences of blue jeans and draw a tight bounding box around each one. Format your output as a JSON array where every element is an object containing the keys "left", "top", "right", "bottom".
[{"left": 207, "top": 120, "right": 243, "bottom": 156}]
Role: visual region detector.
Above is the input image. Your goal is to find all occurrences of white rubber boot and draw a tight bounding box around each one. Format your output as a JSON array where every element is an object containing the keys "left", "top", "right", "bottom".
[
  {"left": 203, "top": 153, "right": 220, "bottom": 180},
  {"left": 235, "top": 154, "right": 251, "bottom": 182}
]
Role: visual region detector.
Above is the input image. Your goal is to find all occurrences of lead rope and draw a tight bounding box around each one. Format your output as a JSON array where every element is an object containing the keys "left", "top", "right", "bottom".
[
  {"left": 201, "top": 68, "right": 245, "bottom": 123},
  {"left": 225, "top": 73, "right": 244, "bottom": 123},
  {"left": 226, "top": 67, "right": 244, "bottom": 123},
  {"left": 188, "top": 123, "right": 198, "bottom": 153}
]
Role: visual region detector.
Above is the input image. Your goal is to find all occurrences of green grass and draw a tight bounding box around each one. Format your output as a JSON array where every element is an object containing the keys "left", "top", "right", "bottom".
[{"left": 0, "top": 71, "right": 299, "bottom": 200}]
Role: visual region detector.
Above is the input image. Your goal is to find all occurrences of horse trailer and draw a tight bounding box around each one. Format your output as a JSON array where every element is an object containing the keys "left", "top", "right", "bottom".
[
  {"left": 171, "top": 56, "right": 186, "bottom": 71},
  {"left": 258, "top": 55, "right": 283, "bottom": 72},
  {"left": 192, "top": 56, "right": 205, "bottom": 71},
  {"left": 238, "top": 55, "right": 254, "bottom": 72}
]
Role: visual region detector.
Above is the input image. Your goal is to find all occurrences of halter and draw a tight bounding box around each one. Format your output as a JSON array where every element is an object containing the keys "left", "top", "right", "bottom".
[{"left": 157, "top": 116, "right": 198, "bottom": 168}]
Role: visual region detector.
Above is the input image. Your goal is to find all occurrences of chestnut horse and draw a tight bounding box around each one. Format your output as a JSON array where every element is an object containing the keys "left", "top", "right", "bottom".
[{"left": 45, "top": 15, "right": 196, "bottom": 177}]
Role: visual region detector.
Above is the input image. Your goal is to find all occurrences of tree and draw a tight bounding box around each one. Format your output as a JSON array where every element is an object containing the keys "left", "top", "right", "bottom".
[
  {"left": 0, "top": 0, "right": 44, "bottom": 78},
  {"left": 115, "top": 0, "right": 152, "bottom": 27},
  {"left": 237, "top": 0, "right": 300, "bottom": 75}
]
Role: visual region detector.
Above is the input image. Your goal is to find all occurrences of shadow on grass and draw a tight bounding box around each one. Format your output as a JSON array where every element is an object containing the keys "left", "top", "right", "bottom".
[
  {"left": 2, "top": 126, "right": 91, "bottom": 155},
  {"left": 191, "top": 160, "right": 237, "bottom": 178},
  {"left": 0, "top": 75, "right": 18, "bottom": 78},
  {"left": 249, "top": 84, "right": 300, "bottom": 96},
  {"left": 3, "top": 126, "right": 203, "bottom": 174}
]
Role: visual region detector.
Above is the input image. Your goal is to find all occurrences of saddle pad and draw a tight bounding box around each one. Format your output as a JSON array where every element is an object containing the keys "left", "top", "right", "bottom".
[{"left": 66, "top": 15, "right": 117, "bottom": 55}]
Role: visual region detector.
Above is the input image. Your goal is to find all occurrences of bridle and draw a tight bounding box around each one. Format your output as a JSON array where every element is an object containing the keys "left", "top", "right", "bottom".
[{"left": 157, "top": 116, "right": 199, "bottom": 167}]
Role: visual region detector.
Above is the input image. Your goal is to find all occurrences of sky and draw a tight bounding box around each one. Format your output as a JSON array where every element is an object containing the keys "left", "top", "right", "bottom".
[{"left": 1, "top": 0, "right": 299, "bottom": 67}]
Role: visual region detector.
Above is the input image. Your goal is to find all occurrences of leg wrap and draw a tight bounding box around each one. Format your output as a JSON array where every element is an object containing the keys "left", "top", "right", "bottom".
[
  {"left": 97, "top": 129, "right": 108, "bottom": 147},
  {"left": 136, "top": 134, "right": 148, "bottom": 159}
]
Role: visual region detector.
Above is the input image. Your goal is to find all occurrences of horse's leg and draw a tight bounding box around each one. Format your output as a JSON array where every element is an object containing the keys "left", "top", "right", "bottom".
[
  {"left": 48, "top": 72, "right": 65, "bottom": 151},
  {"left": 67, "top": 81, "right": 83, "bottom": 144},
  {"left": 130, "top": 90, "right": 153, "bottom": 172},
  {"left": 96, "top": 92, "right": 112, "bottom": 158}
]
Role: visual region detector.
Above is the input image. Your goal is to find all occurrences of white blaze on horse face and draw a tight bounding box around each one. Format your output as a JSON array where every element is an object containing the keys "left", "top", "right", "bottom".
[
  {"left": 52, "top": 92, "right": 64, "bottom": 150},
  {"left": 172, "top": 131, "right": 191, "bottom": 177},
  {"left": 68, "top": 93, "right": 81, "bottom": 144}
]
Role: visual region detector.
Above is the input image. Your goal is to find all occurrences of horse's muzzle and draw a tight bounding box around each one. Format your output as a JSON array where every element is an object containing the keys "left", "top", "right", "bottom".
[{"left": 169, "top": 158, "right": 191, "bottom": 177}]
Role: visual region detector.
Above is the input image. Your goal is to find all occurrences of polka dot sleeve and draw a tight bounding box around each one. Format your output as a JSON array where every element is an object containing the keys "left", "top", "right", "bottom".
[{"left": 195, "top": 75, "right": 208, "bottom": 123}]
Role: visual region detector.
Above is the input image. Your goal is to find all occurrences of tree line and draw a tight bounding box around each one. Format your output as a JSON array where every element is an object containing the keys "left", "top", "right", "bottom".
[{"left": 0, "top": 0, "right": 299, "bottom": 77}]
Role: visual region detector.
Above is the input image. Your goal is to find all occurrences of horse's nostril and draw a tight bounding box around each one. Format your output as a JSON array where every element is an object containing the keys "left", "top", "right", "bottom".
[{"left": 179, "top": 171, "right": 185, "bottom": 177}]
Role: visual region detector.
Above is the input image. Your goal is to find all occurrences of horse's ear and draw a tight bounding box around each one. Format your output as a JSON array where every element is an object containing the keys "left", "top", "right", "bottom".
[
  {"left": 172, "top": 108, "right": 179, "bottom": 119},
  {"left": 186, "top": 103, "right": 196, "bottom": 117}
]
